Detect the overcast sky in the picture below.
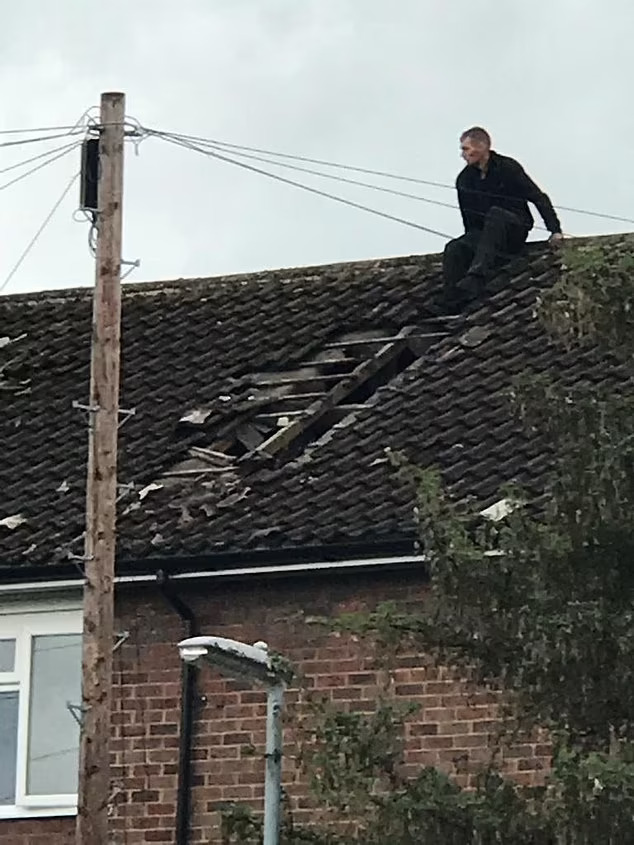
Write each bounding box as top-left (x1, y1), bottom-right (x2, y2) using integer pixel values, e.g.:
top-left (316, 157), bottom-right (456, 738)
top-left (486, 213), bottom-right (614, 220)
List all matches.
top-left (1, 0), bottom-right (633, 294)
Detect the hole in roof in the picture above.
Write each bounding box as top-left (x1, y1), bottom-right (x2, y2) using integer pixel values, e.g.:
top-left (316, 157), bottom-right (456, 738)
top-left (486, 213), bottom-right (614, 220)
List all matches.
top-left (169, 325), bottom-right (448, 480)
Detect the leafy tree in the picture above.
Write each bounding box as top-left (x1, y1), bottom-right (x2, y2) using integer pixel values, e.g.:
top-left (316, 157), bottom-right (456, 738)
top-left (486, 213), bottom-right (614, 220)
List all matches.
top-left (219, 240), bottom-right (634, 843)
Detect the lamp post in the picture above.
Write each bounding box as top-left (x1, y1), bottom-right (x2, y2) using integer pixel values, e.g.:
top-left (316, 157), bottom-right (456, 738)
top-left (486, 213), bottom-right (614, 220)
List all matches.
top-left (178, 635), bottom-right (286, 845)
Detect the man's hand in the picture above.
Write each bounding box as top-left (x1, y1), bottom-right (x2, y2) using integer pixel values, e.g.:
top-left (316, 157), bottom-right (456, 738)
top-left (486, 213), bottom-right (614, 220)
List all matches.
top-left (549, 232), bottom-right (564, 247)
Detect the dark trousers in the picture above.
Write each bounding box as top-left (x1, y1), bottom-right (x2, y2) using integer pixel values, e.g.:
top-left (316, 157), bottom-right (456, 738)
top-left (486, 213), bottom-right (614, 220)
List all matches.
top-left (442, 206), bottom-right (529, 307)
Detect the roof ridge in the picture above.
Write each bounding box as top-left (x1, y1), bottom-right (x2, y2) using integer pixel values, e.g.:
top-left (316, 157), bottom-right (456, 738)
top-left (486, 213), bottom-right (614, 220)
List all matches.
top-left (0, 251), bottom-right (443, 304)
top-left (7, 232), bottom-right (632, 304)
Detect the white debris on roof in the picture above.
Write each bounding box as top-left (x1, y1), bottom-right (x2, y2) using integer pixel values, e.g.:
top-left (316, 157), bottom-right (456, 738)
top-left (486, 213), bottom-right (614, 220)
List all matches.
top-left (479, 498), bottom-right (516, 522)
top-left (139, 482), bottom-right (164, 501)
top-left (180, 408), bottom-right (212, 425)
top-left (56, 480), bottom-right (70, 493)
top-left (0, 514), bottom-right (27, 530)
top-left (0, 333), bottom-right (27, 350)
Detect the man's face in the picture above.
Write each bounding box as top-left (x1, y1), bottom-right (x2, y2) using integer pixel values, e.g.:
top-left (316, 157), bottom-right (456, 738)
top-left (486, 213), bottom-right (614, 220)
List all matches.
top-left (460, 136), bottom-right (488, 166)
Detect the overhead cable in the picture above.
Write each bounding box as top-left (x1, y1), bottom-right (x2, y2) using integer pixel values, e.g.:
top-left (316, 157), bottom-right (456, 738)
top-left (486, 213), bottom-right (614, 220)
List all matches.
top-left (0, 124), bottom-right (83, 135)
top-left (149, 130), bottom-right (452, 240)
top-left (153, 128), bottom-right (634, 227)
top-left (0, 130), bottom-right (85, 150)
top-left (196, 139), bottom-right (458, 212)
top-left (0, 170), bottom-right (80, 295)
top-left (0, 139), bottom-right (80, 177)
top-left (186, 137), bottom-right (558, 234)
top-left (0, 141), bottom-right (81, 194)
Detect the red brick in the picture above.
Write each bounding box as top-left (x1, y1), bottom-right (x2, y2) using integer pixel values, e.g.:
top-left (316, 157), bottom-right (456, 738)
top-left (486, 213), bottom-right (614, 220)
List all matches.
top-left (0, 575), bottom-right (552, 844)
top-left (395, 683), bottom-right (427, 695)
top-left (410, 723), bottom-right (439, 736)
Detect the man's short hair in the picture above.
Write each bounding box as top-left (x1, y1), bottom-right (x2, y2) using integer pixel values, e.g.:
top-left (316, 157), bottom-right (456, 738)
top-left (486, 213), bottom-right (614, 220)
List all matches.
top-left (460, 126), bottom-right (491, 146)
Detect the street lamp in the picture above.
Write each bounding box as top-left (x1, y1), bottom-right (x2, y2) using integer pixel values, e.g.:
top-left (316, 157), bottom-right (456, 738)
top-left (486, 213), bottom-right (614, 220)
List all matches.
top-left (178, 635), bottom-right (286, 845)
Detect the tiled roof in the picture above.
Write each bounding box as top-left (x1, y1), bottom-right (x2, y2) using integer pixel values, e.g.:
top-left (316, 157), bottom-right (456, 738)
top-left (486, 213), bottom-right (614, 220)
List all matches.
top-left (0, 235), bottom-right (629, 572)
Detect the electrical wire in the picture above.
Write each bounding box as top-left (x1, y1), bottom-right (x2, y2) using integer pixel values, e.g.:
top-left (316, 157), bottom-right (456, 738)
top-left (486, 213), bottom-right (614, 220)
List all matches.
top-left (152, 127), bottom-right (453, 187)
top-left (0, 124), bottom-right (84, 135)
top-left (179, 136), bottom-right (561, 235)
top-left (0, 140), bottom-right (81, 194)
top-left (0, 139), bottom-right (80, 177)
top-left (0, 130), bottom-right (85, 150)
top-left (197, 139), bottom-right (458, 212)
top-left (151, 127), bottom-right (634, 227)
top-left (150, 130), bottom-right (452, 240)
top-left (0, 169), bottom-right (80, 295)
top-left (150, 129), bottom-right (559, 237)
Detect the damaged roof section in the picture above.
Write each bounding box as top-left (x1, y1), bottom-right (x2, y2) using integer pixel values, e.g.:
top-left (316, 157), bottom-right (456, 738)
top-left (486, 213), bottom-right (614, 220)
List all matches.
top-left (170, 325), bottom-right (449, 474)
top-left (139, 325), bottom-right (452, 524)
top-left (1, 237), bottom-right (631, 570)
top-left (0, 332), bottom-right (31, 396)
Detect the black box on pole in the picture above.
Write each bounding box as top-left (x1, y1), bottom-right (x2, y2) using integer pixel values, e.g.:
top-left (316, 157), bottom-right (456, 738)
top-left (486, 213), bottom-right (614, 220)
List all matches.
top-left (80, 137), bottom-right (100, 212)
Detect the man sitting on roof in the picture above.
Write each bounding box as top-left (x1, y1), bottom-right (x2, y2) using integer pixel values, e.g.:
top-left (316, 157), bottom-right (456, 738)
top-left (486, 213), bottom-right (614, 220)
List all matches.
top-left (441, 126), bottom-right (563, 312)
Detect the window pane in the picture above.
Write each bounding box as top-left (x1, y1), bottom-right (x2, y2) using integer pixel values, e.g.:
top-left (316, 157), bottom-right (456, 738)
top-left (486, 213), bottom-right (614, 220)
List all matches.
top-left (0, 640), bottom-right (15, 673)
top-left (0, 690), bottom-right (19, 805)
top-left (27, 634), bottom-right (81, 796)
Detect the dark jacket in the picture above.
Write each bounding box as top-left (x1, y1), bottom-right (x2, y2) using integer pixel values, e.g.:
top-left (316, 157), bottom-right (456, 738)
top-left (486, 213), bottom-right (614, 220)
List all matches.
top-left (456, 151), bottom-right (561, 235)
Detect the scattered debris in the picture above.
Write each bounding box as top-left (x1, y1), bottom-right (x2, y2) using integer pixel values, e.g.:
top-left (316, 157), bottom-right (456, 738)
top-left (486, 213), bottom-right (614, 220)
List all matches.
top-left (370, 456), bottom-right (388, 467)
top-left (121, 501), bottom-right (141, 517)
top-left (217, 487), bottom-right (251, 509)
top-left (0, 514), bottom-right (27, 530)
top-left (179, 408), bottom-right (212, 425)
top-left (480, 498), bottom-right (517, 522)
top-left (139, 482), bottom-right (163, 500)
top-left (248, 526), bottom-right (280, 543)
top-left (188, 446), bottom-right (233, 467)
top-left (0, 333), bottom-right (27, 349)
top-left (438, 346), bottom-right (460, 361)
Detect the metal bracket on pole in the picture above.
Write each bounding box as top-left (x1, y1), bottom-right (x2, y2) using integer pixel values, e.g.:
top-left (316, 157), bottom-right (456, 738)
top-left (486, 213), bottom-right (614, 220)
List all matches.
top-left (68, 552), bottom-right (94, 563)
top-left (66, 701), bottom-right (88, 727)
top-left (72, 400), bottom-right (136, 429)
top-left (113, 631), bottom-right (130, 652)
top-left (72, 400), bottom-right (100, 420)
top-left (118, 407), bottom-right (136, 428)
top-left (121, 258), bottom-right (141, 281)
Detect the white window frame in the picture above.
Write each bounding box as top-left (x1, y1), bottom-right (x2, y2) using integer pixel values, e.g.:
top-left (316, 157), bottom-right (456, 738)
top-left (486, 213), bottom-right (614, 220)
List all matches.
top-left (0, 598), bottom-right (82, 820)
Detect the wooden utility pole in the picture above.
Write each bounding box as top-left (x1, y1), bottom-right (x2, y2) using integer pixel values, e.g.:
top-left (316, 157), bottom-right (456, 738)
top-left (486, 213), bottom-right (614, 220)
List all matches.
top-left (76, 91), bottom-right (125, 845)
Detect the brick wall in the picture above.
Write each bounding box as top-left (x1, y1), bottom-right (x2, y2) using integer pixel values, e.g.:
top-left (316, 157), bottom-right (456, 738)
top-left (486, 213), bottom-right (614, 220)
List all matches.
top-left (0, 568), bottom-right (549, 844)
top-left (0, 817), bottom-right (74, 845)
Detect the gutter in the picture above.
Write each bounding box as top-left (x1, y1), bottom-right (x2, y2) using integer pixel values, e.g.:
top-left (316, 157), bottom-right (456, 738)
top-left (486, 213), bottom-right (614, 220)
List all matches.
top-left (0, 554), bottom-right (427, 595)
top-left (157, 570), bottom-right (199, 845)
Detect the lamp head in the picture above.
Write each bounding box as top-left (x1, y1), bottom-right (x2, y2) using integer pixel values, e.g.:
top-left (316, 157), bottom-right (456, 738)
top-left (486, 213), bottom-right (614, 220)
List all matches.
top-left (177, 635), bottom-right (278, 683)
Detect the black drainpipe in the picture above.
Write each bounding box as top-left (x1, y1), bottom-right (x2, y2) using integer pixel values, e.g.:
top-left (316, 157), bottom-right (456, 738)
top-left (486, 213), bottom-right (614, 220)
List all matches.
top-left (157, 570), bottom-right (200, 845)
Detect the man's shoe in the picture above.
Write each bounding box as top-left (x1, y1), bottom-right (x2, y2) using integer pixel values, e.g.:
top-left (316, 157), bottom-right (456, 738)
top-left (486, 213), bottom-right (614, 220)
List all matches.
top-left (424, 296), bottom-right (463, 319)
top-left (456, 273), bottom-right (485, 298)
